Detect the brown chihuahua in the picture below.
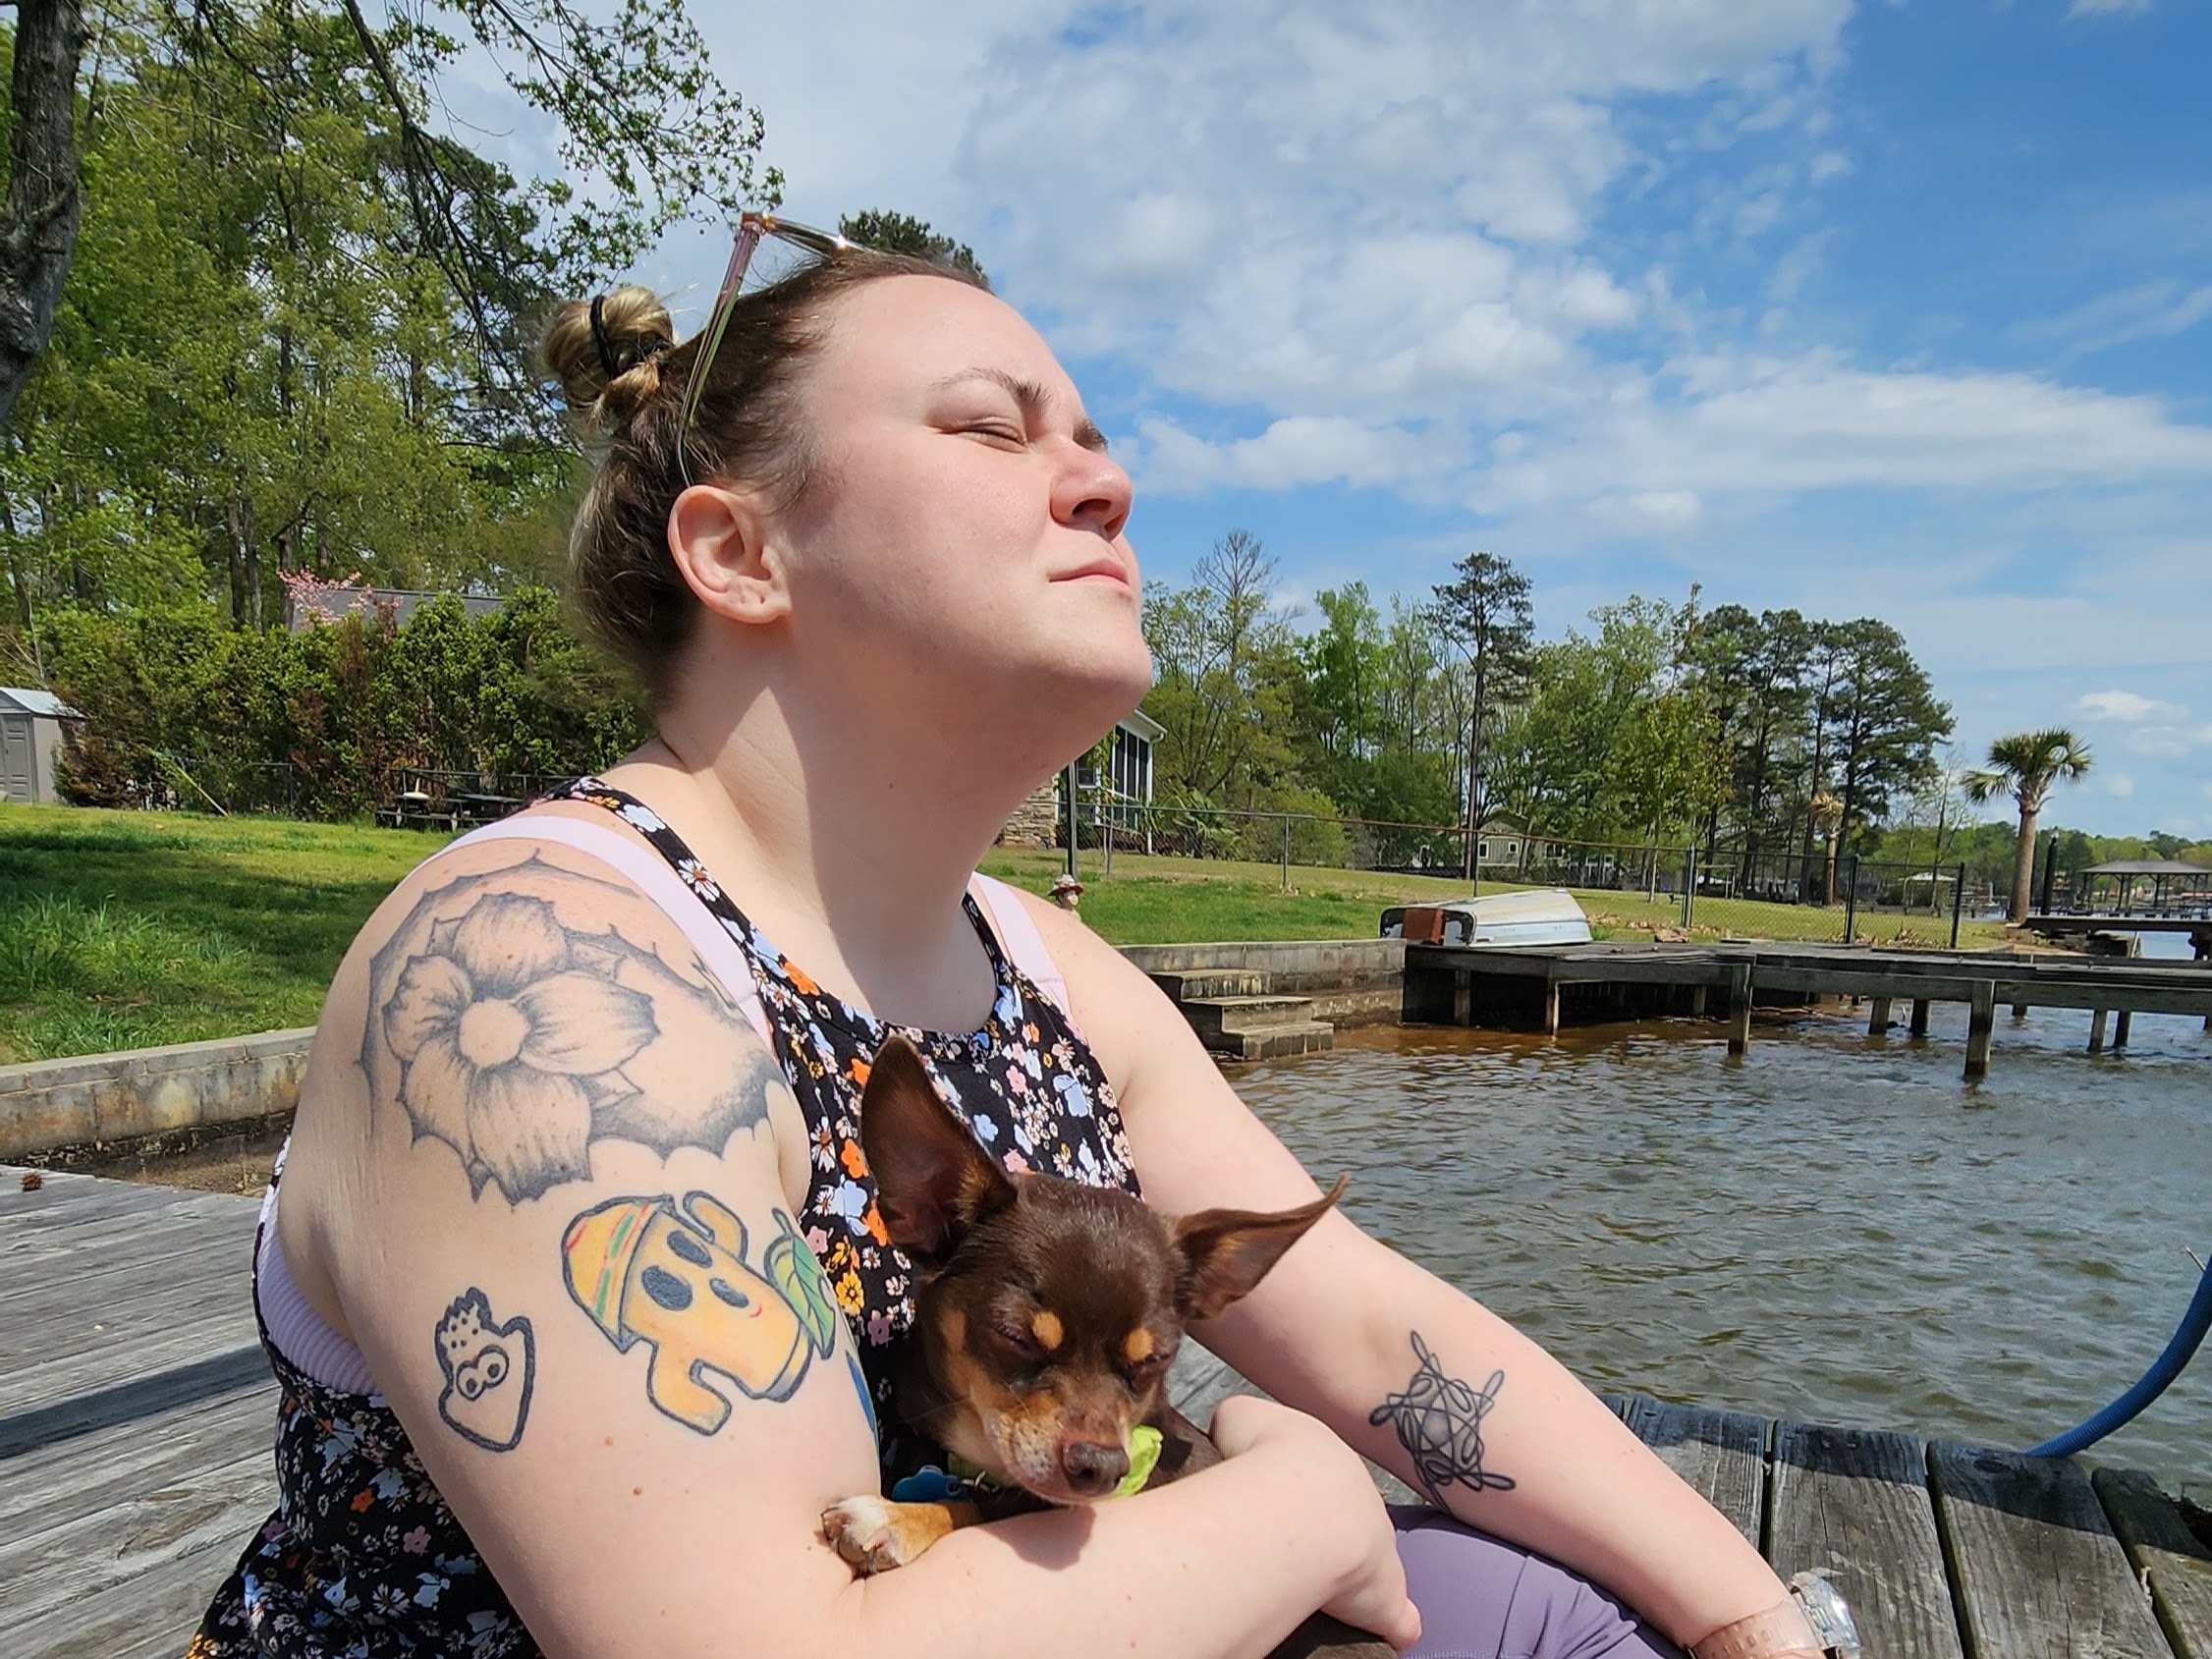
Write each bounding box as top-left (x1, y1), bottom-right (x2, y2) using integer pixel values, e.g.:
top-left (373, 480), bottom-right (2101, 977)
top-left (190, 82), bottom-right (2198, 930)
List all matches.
top-left (820, 1035), bottom-right (1395, 1659)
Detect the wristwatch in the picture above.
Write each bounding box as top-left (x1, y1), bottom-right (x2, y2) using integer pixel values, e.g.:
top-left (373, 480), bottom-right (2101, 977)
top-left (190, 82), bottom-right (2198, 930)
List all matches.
top-left (1689, 1573), bottom-right (1861, 1659)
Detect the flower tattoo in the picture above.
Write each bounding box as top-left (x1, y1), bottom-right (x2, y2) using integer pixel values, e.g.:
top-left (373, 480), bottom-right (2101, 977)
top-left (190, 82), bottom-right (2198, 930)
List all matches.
top-left (365, 857), bottom-right (784, 1204)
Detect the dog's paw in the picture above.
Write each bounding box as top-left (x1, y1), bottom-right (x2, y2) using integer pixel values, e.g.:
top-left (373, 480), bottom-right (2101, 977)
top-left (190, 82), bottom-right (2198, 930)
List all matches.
top-left (821, 1496), bottom-right (912, 1576)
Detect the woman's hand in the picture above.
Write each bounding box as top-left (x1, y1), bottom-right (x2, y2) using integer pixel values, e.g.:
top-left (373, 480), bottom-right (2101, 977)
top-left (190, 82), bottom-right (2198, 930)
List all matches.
top-left (1210, 1395), bottom-right (1422, 1653)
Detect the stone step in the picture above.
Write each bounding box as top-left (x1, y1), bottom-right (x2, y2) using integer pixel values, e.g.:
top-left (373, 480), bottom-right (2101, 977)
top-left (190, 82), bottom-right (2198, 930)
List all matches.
top-left (1180, 994), bottom-right (1317, 1039)
top-left (1213, 1022), bottom-right (1336, 1063)
top-left (1149, 968), bottom-right (1269, 1002)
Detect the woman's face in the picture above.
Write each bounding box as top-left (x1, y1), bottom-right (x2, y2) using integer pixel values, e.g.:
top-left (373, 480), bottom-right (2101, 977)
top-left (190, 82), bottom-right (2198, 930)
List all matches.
top-left (766, 274), bottom-right (1152, 741)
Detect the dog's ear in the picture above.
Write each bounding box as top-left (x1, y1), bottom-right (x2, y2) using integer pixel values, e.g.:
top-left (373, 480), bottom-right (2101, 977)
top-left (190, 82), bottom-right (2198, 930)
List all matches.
top-left (857, 1034), bottom-right (1016, 1259)
top-left (1171, 1174), bottom-right (1348, 1322)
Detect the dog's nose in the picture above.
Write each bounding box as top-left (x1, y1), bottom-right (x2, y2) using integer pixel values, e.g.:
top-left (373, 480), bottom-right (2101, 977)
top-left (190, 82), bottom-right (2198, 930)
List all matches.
top-left (1059, 1436), bottom-right (1131, 1495)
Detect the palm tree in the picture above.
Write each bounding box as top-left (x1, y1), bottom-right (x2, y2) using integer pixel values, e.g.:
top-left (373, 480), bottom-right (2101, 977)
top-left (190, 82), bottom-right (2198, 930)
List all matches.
top-left (1964, 730), bottom-right (2094, 922)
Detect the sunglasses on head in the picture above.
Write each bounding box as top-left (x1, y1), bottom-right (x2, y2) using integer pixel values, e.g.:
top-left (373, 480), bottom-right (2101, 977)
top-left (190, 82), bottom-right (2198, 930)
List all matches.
top-left (677, 212), bottom-right (861, 472)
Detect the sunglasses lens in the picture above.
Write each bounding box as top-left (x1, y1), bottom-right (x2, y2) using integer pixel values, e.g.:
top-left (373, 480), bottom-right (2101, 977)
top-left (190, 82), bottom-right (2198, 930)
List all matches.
top-left (680, 219), bottom-right (855, 452)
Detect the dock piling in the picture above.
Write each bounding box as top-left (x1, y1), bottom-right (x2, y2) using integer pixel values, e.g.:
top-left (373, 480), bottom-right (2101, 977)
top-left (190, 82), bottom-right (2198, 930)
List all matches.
top-left (2114, 1009), bottom-right (2132, 1049)
top-left (1964, 981), bottom-right (1995, 1079)
top-left (2011, 1002), bottom-right (2029, 1021)
top-left (1868, 997), bottom-right (1892, 1035)
top-left (2090, 1009), bottom-right (2109, 1052)
top-left (1909, 998), bottom-right (1930, 1037)
top-left (1727, 964), bottom-right (1752, 1055)
top-left (1542, 972), bottom-right (1561, 1038)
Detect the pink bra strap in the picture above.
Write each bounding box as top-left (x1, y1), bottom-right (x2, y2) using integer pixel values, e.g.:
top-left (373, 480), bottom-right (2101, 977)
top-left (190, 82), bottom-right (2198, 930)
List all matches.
top-left (968, 873), bottom-right (1071, 1022)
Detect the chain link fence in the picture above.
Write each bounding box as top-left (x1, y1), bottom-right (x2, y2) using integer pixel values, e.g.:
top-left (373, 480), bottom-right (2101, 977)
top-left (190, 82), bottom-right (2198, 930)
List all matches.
top-left (1047, 795), bottom-right (1974, 947)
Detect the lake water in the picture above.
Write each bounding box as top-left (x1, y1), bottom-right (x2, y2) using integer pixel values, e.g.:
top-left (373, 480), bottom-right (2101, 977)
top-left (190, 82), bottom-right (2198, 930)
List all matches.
top-left (1233, 932), bottom-right (2212, 1489)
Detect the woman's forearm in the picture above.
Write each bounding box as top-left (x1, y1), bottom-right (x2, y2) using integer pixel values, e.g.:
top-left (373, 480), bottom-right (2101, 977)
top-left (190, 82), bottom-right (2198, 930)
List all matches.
top-left (815, 1435), bottom-right (1373, 1659)
top-left (1241, 1245), bottom-right (1787, 1648)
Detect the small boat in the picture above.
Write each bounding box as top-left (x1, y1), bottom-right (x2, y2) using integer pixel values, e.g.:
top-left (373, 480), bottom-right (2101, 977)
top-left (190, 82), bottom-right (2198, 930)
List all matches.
top-left (1380, 889), bottom-right (1593, 948)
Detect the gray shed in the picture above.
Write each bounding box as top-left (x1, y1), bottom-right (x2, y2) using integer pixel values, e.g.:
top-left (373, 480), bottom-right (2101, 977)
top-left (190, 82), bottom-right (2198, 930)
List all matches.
top-left (0, 687), bottom-right (83, 805)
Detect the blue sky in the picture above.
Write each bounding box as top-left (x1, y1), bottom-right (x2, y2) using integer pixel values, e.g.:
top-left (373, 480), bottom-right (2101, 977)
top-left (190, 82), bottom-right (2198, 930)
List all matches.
top-left (543, 0), bottom-right (2212, 837)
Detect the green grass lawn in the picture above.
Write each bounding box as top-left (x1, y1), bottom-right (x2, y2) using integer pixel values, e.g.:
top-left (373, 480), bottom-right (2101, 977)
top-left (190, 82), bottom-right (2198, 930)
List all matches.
top-left (0, 804), bottom-right (455, 1064)
top-left (1, 803), bottom-right (2012, 1064)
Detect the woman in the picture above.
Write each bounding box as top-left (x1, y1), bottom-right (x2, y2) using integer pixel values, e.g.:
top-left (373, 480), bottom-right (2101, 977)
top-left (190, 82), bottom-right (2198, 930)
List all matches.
top-left (194, 226), bottom-right (1838, 1659)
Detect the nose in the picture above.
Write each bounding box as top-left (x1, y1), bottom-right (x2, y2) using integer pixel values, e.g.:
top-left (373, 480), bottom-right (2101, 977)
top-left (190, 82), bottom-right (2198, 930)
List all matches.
top-left (1051, 443), bottom-right (1133, 542)
top-left (1058, 1435), bottom-right (1131, 1496)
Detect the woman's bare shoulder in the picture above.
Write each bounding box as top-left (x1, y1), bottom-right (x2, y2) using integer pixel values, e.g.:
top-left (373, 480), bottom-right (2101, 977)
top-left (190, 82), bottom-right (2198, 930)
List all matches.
top-left (288, 818), bottom-right (809, 1288)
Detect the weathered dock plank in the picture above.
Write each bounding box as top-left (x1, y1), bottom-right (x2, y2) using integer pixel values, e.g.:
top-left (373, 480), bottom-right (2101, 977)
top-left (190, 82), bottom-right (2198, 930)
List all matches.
top-left (0, 1172), bottom-right (250, 1236)
top-left (1, 1445), bottom-right (271, 1624)
top-left (0, 1346), bottom-right (270, 1462)
top-left (1616, 1395), bottom-right (1766, 1544)
top-left (2094, 1467), bottom-right (2212, 1659)
top-left (1931, 1442), bottom-right (2170, 1659)
top-left (0, 1381), bottom-right (274, 1534)
top-left (1, 1252), bottom-right (254, 1371)
top-left (0, 1294), bottom-right (262, 1417)
top-left (9, 1541), bottom-right (248, 1659)
top-left (1769, 1422), bottom-right (1963, 1659)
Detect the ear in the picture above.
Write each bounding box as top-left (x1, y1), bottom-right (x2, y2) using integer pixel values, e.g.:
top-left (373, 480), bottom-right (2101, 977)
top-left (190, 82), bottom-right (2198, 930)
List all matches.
top-left (857, 1035), bottom-right (1016, 1259)
top-left (1171, 1174), bottom-right (1348, 1322)
top-left (667, 482), bottom-right (791, 627)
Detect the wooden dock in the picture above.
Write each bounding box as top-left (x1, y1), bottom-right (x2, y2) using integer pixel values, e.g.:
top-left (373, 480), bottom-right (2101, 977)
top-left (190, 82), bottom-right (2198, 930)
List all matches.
top-left (5, 1166), bottom-right (2210, 1658)
top-left (1406, 940), bottom-right (2212, 1077)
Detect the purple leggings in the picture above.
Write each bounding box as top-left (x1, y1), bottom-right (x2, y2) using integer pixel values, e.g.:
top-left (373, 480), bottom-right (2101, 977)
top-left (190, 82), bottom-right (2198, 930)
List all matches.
top-left (1392, 1507), bottom-right (1686, 1659)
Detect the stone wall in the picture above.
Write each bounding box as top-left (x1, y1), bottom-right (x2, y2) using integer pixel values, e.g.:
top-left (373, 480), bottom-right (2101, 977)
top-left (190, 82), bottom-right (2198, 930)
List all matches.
top-left (1120, 938), bottom-right (1406, 1027)
top-left (0, 1028), bottom-right (317, 1162)
top-left (997, 776), bottom-right (1061, 849)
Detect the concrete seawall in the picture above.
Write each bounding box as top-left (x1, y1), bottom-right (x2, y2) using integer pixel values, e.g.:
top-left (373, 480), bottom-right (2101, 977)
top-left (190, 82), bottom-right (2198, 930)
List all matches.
top-left (0, 1028), bottom-right (317, 1161)
top-left (1118, 937), bottom-right (1405, 1027)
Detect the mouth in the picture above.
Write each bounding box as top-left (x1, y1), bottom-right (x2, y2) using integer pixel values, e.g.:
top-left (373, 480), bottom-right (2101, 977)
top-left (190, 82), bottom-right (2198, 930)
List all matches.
top-left (1050, 558), bottom-right (1134, 589)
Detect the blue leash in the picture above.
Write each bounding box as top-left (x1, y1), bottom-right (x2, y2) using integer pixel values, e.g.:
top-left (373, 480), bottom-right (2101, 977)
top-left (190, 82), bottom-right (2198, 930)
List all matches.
top-left (2027, 1252), bottom-right (2212, 1459)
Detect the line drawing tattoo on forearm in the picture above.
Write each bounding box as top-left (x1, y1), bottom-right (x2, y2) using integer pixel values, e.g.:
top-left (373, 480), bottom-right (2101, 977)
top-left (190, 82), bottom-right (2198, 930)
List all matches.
top-left (360, 855), bottom-right (784, 1203)
top-left (1369, 1331), bottom-right (1517, 1506)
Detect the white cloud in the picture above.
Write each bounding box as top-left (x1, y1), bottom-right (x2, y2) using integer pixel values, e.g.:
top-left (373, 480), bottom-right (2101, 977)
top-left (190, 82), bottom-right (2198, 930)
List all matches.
top-left (2105, 773), bottom-right (2136, 798)
top-left (1131, 414), bottom-right (1434, 496)
top-left (2077, 690), bottom-right (2184, 723)
top-left (1470, 354), bottom-right (2212, 517)
top-left (2025, 280), bottom-right (2212, 358)
top-left (2069, 0), bottom-right (2153, 16)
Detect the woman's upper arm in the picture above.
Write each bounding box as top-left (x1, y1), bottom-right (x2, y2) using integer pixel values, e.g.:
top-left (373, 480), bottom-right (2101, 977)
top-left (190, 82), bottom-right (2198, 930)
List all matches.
top-left (300, 842), bottom-right (878, 1656)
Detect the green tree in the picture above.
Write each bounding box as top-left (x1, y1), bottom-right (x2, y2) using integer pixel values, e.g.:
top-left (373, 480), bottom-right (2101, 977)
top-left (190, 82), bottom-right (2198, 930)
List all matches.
top-left (0, 0), bottom-right (776, 430)
top-left (1821, 618), bottom-right (1952, 857)
top-left (1139, 529), bottom-right (1300, 808)
top-left (837, 210), bottom-right (988, 288)
top-left (1686, 604), bottom-right (1812, 873)
top-left (2, 8), bottom-right (591, 633)
top-left (1493, 595), bottom-right (1717, 856)
top-left (1427, 550), bottom-right (1533, 882)
top-left (1964, 729), bottom-right (2094, 921)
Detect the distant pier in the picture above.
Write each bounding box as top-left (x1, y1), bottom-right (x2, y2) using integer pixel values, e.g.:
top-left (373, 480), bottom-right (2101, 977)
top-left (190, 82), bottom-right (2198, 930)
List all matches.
top-left (1404, 940), bottom-right (2212, 1078)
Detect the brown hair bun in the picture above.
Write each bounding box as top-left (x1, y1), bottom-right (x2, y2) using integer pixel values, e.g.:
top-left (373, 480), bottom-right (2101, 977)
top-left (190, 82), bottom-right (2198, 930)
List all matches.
top-left (542, 286), bottom-right (676, 432)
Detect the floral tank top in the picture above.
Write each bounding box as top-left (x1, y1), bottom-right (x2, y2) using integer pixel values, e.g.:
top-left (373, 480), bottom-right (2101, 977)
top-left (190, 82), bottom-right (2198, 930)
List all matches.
top-left (192, 781), bottom-right (1142, 1656)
